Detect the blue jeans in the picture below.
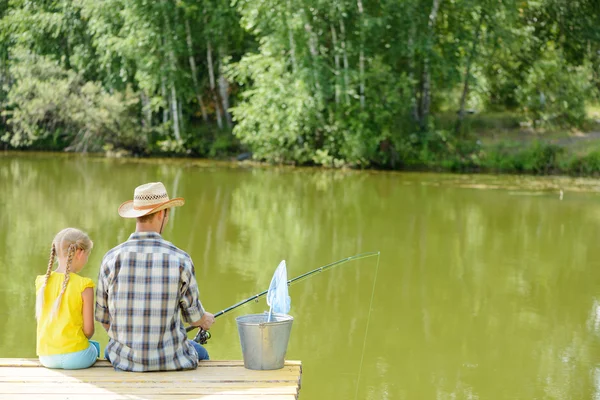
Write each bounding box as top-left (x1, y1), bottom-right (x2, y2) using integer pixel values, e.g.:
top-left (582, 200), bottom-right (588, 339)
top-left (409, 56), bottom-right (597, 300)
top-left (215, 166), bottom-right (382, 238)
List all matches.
top-left (190, 340), bottom-right (210, 360)
top-left (39, 340), bottom-right (99, 369)
top-left (105, 340), bottom-right (209, 362)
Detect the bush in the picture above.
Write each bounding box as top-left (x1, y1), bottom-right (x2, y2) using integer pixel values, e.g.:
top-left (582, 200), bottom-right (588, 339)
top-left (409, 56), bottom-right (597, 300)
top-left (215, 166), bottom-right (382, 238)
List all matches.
top-left (228, 50), bottom-right (319, 164)
top-left (182, 122), bottom-right (240, 158)
top-left (391, 130), bottom-right (482, 171)
top-left (482, 141), bottom-right (564, 174)
top-left (521, 142), bottom-right (564, 174)
top-left (229, 45), bottom-right (414, 167)
top-left (516, 45), bottom-right (591, 128)
top-left (568, 151), bottom-right (600, 175)
top-left (1, 50), bottom-right (144, 152)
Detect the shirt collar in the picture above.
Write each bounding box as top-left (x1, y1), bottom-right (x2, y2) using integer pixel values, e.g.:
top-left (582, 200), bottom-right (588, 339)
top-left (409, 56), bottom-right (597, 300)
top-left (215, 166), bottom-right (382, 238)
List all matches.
top-left (129, 231), bottom-right (163, 241)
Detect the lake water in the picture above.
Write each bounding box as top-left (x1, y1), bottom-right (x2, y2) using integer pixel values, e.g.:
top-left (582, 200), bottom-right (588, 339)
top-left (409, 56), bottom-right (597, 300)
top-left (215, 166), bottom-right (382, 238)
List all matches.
top-left (2, 152), bottom-right (600, 399)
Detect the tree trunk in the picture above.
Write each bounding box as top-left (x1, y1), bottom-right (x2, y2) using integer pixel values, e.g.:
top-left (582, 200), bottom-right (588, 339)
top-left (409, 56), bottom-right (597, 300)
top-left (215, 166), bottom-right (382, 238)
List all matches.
top-left (288, 31), bottom-right (298, 73)
top-left (184, 18), bottom-right (209, 123)
top-left (287, 0), bottom-right (298, 74)
top-left (0, 55), bottom-right (7, 148)
top-left (339, 18), bottom-right (350, 105)
top-left (305, 22), bottom-right (318, 57)
top-left (161, 76), bottom-right (169, 125)
top-left (178, 94), bottom-right (184, 133)
top-left (408, 22), bottom-right (419, 123)
top-left (420, 0), bottom-right (442, 131)
top-left (218, 75), bottom-right (232, 128)
top-left (207, 40), bottom-right (223, 129)
top-left (420, 69), bottom-right (431, 131)
top-left (331, 23), bottom-right (341, 105)
top-left (141, 91), bottom-right (152, 128)
top-left (1, 56), bottom-right (7, 125)
top-left (218, 47), bottom-right (232, 128)
top-left (304, 20), bottom-right (323, 103)
top-left (592, 42), bottom-right (600, 94)
top-left (170, 85), bottom-right (181, 141)
top-left (456, 10), bottom-right (485, 134)
top-left (162, 7), bottom-right (181, 140)
top-left (304, 17), bottom-right (325, 132)
top-left (356, 0), bottom-right (365, 109)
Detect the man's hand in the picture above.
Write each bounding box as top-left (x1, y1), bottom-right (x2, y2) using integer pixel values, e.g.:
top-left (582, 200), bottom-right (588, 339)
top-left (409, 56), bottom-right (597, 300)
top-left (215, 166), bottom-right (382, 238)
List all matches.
top-left (198, 312), bottom-right (215, 330)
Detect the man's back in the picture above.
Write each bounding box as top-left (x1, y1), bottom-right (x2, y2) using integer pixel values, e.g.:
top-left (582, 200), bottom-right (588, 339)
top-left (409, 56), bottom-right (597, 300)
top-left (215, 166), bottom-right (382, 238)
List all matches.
top-left (95, 231), bottom-right (205, 371)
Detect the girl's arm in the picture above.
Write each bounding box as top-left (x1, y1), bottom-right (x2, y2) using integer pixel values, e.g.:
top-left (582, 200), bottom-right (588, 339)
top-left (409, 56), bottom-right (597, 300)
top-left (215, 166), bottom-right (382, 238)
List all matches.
top-left (82, 287), bottom-right (95, 339)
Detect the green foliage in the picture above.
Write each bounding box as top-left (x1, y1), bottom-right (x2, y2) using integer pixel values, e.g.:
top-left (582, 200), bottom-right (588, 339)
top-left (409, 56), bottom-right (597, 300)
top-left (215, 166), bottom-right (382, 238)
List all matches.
top-left (0, 0), bottom-right (599, 175)
top-left (2, 51), bottom-right (143, 152)
top-left (516, 46), bottom-right (591, 128)
top-left (519, 142), bottom-right (564, 174)
top-left (481, 141), bottom-right (565, 174)
top-left (567, 152), bottom-right (600, 176)
top-left (181, 124), bottom-right (239, 158)
top-left (229, 51), bottom-right (319, 164)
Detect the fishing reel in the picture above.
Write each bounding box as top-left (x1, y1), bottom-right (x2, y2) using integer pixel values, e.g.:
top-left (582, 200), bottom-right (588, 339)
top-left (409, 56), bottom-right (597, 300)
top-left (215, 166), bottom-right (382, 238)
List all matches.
top-left (193, 328), bottom-right (211, 345)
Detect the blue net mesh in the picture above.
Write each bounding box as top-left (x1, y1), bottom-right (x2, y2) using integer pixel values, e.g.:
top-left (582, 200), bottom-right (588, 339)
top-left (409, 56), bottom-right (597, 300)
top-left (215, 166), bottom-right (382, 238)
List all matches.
top-left (267, 260), bottom-right (291, 317)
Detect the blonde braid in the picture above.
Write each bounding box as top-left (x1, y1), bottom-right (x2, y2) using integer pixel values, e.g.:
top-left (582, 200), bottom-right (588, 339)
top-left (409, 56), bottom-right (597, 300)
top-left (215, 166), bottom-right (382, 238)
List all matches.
top-left (35, 243), bottom-right (56, 321)
top-left (50, 243), bottom-right (75, 319)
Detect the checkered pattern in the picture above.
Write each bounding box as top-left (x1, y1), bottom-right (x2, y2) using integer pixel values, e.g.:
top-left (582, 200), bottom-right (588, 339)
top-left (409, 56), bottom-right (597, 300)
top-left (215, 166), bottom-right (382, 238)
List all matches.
top-left (134, 193), bottom-right (168, 201)
top-left (95, 232), bottom-right (205, 371)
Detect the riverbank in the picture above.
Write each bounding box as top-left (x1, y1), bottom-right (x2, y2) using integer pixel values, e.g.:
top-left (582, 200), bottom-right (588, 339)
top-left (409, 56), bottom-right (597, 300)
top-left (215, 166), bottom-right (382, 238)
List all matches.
top-left (419, 107), bottom-right (600, 176)
top-left (4, 108), bottom-right (600, 177)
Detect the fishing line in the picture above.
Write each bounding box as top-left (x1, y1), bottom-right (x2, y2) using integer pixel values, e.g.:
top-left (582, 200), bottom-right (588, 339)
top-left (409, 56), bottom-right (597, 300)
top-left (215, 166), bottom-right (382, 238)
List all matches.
top-left (354, 251), bottom-right (381, 400)
top-left (187, 252), bottom-right (381, 342)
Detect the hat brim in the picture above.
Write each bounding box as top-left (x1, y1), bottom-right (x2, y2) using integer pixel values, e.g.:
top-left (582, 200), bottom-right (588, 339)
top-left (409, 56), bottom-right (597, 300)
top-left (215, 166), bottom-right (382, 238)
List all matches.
top-left (118, 198), bottom-right (185, 218)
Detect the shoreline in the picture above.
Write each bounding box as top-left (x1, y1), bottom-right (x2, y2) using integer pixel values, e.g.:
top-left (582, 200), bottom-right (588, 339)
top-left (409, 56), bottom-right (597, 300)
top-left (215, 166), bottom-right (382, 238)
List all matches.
top-left (4, 145), bottom-right (600, 179)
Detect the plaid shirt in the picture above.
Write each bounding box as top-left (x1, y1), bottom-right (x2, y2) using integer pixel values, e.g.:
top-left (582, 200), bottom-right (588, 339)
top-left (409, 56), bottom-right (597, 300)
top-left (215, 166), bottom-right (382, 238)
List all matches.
top-left (95, 231), bottom-right (205, 372)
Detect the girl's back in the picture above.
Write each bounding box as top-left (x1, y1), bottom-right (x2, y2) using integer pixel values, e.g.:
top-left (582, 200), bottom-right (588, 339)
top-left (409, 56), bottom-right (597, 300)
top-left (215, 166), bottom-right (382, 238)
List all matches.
top-left (36, 272), bottom-right (94, 356)
top-left (35, 227), bottom-right (98, 370)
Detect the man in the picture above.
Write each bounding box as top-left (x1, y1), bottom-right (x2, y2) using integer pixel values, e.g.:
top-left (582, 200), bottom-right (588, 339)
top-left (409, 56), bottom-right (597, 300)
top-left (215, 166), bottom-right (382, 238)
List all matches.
top-left (95, 182), bottom-right (215, 371)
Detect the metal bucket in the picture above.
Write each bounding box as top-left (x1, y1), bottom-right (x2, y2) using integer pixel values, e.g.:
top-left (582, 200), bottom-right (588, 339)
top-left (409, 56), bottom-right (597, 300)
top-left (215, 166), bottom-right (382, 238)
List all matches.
top-left (236, 313), bottom-right (294, 370)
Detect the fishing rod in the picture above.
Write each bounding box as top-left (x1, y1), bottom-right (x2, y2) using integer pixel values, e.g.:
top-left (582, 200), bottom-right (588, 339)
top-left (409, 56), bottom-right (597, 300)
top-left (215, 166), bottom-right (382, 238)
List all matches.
top-left (187, 251), bottom-right (380, 344)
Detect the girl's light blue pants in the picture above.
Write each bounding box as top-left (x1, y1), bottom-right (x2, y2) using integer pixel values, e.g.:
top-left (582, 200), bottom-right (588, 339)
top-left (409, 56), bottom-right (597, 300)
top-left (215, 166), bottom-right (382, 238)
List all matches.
top-left (39, 341), bottom-right (100, 369)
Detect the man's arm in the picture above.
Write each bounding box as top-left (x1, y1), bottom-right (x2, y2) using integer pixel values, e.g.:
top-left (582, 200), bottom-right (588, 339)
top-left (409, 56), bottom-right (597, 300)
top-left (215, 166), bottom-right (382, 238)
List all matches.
top-left (95, 255), bottom-right (111, 332)
top-left (180, 259), bottom-right (215, 330)
top-left (190, 312), bottom-right (215, 330)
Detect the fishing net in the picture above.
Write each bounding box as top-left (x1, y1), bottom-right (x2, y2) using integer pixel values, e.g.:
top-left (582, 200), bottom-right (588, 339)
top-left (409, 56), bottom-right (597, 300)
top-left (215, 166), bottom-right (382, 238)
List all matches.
top-left (266, 260), bottom-right (291, 319)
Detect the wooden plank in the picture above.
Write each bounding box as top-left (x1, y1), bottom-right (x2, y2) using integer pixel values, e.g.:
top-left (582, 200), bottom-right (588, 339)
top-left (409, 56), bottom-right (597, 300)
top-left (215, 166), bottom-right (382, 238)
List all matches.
top-left (0, 384), bottom-right (298, 395)
top-left (0, 366), bottom-right (300, 378)
top-left (0, 359), bottom-right (302, 368)
top-left (0, 378), bottom-right (299, 384)
top-left (0, 382), bottom-right (296, 390)
top-left (0, 358), bottom-right (302, 400)
top-left (0, 364), bottom-right (300, 374)
top-left (0, 377), bottom-right (300, 385)
top-left (0, 375), bottom-right (300, 385)
top-left (1, 395), bottom-right (297, 400)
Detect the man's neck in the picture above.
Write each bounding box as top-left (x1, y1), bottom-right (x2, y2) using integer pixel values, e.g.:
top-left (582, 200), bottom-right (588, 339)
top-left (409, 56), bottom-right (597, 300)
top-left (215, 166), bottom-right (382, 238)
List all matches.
top-left (135, 224), bottom-right (160, 234)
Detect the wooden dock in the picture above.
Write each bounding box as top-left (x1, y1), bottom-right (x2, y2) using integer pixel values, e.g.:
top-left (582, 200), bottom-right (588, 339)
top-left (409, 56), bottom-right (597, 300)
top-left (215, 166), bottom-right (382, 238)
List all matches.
top-left (0, 359), bottom-right (302, 400)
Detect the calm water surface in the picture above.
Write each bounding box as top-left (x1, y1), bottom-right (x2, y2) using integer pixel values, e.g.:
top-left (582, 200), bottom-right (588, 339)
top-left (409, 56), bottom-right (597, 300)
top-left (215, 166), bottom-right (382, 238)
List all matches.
top-left (2, 153), bottom-right (600, 399)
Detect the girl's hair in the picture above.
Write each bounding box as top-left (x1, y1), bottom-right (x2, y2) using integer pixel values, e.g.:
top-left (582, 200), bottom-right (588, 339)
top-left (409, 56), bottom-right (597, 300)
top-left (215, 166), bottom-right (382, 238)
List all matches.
top-left (35, 228), bottom-right (93, 320)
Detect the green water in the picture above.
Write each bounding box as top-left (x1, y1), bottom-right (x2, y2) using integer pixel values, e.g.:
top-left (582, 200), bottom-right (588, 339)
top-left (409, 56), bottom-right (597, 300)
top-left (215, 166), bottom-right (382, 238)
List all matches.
top-left (2, 153), bottom-right (600, 399)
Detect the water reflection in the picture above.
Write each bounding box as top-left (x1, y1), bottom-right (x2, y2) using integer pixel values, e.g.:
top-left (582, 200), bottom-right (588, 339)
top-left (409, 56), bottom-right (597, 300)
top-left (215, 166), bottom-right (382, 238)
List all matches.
top-left (2, 153), bottom-right (600, 399)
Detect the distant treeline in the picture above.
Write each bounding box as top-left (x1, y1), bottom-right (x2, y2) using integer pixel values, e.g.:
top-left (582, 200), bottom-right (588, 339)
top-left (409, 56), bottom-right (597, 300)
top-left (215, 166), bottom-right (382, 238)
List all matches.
top-left (1, 0), bottom-right (599, 169)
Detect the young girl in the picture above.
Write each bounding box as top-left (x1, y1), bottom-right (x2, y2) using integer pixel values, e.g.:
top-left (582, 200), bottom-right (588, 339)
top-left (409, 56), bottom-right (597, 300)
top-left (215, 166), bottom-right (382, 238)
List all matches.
top-left (35, 228), bottom-right (99, 369)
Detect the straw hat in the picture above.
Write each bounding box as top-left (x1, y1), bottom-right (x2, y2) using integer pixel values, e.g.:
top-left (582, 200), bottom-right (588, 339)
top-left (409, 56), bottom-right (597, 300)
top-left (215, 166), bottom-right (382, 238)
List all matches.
top-left (118, 182), bottom-right (185, 218)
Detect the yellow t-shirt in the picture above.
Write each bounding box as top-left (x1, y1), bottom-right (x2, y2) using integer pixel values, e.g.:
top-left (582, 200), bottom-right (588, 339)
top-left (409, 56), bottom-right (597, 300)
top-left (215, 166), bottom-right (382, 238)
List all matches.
top-left (35, 272), bottom-right (95, 356)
